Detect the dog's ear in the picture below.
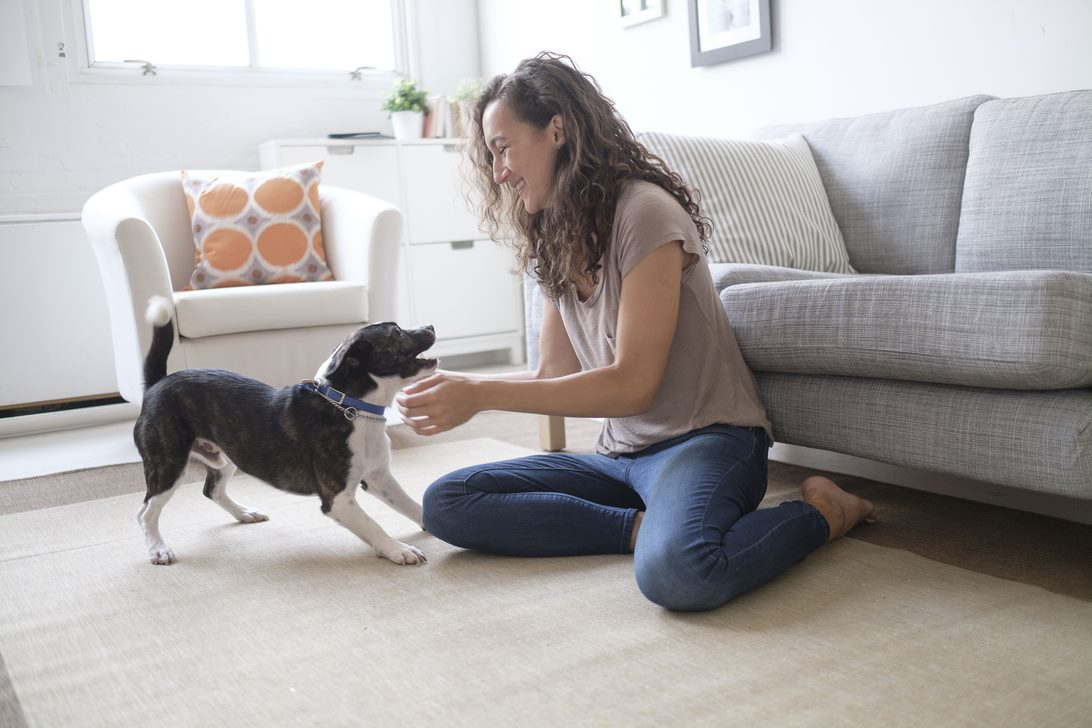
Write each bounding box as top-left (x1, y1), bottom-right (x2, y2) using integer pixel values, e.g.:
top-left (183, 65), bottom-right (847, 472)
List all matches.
top-left (325, 338), bottom-right (369, 376)
top-left (322, 346), bottom-right (347, 378)
top-left (325, 338), bottom-right (378, 396)
top-left (327, 350), bottom-right (361, 377)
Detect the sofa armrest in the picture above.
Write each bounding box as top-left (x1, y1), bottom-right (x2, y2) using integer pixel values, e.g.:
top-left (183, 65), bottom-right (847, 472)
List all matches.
top-left (320, 185), bottom-right (403, 323)
top-left (711, 262), bottom-right (859, 294)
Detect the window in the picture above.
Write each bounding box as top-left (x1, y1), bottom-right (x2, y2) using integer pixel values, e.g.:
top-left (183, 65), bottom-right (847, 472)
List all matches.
top-left (79, 0), bottom-right (403, 79)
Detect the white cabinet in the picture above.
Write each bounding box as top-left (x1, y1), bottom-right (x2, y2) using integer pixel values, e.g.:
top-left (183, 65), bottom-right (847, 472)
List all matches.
top-left (398, 145), bottom-right (481, 243)
top-left (260, 138), bottom-right (524, 363)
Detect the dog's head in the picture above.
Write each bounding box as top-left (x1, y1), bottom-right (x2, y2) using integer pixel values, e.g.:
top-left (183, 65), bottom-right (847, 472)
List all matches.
top-left (315, 322), bottom-right (437, 402)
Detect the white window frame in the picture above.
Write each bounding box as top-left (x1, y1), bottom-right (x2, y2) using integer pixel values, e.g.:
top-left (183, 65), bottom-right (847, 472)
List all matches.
top-left (61, 0), bottom-right (419, 90)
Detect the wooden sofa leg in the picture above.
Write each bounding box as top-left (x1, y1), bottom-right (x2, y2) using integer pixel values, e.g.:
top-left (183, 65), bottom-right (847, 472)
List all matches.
top-left (538, 414), bottom-right (567, 451)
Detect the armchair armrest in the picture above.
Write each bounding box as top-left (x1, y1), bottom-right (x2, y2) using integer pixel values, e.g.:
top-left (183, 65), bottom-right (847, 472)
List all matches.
top-left (320, 185), bottom-right (403, 323)
top-left (83, 186), bottom-right (178, 404)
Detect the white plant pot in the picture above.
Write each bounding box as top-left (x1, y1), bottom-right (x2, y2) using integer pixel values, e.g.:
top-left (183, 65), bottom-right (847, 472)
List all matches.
top-left (390, 110), bottom-right (424, 140)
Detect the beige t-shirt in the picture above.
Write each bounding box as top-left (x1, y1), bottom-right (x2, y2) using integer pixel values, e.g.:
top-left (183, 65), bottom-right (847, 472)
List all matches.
top-left (554, 180), bottom-right (772, 456)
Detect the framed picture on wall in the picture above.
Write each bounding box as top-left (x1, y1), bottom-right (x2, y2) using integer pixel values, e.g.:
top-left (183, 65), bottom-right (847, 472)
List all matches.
top-left (688, 0), bottom-right (771, 66)
top-left (620, 0), bottom-right (665, 28)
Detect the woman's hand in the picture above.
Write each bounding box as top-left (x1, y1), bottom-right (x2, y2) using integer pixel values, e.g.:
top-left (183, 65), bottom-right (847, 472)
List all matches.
top-left (395, 371), bottom-right (482, 436)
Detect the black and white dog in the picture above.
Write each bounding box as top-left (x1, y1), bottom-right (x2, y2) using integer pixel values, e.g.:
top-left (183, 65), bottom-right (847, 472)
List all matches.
top-left (134, 297), bottom-right (437, 566)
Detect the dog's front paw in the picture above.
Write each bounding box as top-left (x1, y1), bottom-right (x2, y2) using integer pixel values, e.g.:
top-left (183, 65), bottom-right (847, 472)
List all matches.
top-left (148, 545), bottom-right (175, 565)
top-left (377, 540), bottom-right (427, 566)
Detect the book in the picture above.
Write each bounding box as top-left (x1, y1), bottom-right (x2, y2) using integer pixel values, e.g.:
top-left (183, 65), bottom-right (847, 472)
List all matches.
top-left (327, 132), bottom-right (392, 139)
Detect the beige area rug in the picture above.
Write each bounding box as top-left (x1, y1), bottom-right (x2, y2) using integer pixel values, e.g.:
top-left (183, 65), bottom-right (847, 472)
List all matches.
top-left (2, 438), bottom-right (1091, 727)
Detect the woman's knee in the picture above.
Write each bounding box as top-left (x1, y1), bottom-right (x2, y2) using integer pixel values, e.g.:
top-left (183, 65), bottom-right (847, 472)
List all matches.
top-left (421, 473), bottom-right (471, 543)
top-left (633, 544), bottom-right (743, 612)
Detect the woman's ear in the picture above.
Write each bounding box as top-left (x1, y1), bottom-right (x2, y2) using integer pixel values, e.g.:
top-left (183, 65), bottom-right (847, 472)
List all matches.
top-left (550, 114), bottom-right (565, 146)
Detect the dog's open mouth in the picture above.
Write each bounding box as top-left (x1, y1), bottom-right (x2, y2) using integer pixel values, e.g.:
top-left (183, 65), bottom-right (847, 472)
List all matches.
top-left (398, 355), bottom-right (437, 380)
top-left (411, 326), bottom-right (437, 371)
top-left (400, 346), bottom-right (438, 378)
top-left (393, 325), bottom-right (438, 378)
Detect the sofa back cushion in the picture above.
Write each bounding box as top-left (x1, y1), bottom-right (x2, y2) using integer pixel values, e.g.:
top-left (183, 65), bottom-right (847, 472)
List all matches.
top-left (759, 95), bottom-right (992, 275)
top-left (955, 91), bottom-right (1092, 273)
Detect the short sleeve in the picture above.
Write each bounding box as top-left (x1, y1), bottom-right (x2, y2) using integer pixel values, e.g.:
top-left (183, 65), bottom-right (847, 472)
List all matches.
top-left (612, 182), bottom-right (703, 279)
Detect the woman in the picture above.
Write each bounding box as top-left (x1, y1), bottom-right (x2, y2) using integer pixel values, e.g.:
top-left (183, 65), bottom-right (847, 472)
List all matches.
top-left (395, 52), bottom-right (876, 611)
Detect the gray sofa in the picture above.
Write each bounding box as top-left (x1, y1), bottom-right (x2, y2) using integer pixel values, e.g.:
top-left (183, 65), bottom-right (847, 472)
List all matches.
top-left (525, 90), bottom-right (1092, 501)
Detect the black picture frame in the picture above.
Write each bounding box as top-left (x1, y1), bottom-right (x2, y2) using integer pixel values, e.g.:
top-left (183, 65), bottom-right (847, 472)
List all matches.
top-left (688, 0), bottom-right (772, 67)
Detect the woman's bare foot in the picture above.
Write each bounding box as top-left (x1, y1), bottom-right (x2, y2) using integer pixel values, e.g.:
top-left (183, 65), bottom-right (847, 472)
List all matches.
top-left (801, 475), bottom-right (878, 541)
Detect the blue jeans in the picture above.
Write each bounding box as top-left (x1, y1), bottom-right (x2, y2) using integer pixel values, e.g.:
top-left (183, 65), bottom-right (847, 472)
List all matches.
top-left (422, 424), bottom-right (830, 611)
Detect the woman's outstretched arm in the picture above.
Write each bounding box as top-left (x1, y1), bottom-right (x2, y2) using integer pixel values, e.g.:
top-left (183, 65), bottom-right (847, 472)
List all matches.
top-left (395, 241), bottom-right (686, 435)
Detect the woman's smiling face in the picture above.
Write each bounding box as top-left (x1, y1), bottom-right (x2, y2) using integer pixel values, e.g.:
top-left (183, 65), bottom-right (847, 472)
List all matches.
top-left (482, 99), bottom-right (564, 214)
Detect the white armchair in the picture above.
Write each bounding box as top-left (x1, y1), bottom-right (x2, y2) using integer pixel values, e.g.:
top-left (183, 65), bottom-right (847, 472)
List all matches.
top-left (83, 171), bottom-right (401, 404)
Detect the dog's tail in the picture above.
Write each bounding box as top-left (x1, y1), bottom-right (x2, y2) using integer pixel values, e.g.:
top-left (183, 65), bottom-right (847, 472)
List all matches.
top-left (143, 296), bottom-right (174, 392)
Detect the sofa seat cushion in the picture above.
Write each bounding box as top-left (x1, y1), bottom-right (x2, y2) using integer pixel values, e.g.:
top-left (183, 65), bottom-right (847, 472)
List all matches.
top-left (173, 280), bottom-right (368, 339)
top-left (721, 270), bottom-right (1092, 390)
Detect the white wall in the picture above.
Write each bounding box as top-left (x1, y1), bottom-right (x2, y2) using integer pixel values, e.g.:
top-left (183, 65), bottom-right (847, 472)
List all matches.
top-left (477, 0), bottom-right (1092, 138)
top-left (0, 0), bottom-right (481, 216)
top-left (6, 0), bottom-right (1088, 215)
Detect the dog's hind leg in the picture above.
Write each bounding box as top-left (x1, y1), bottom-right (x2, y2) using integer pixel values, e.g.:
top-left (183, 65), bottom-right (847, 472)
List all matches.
top-left (200, 458), bottom-right (269, 524)
top-left (138, 482), bottom-right (182, 566)
top-left (136, 427), bottom-right (190, 565)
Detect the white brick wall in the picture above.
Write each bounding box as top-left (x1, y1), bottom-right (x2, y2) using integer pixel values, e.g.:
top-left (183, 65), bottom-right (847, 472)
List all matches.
top-left (0, 0), bottom-right (482, 216)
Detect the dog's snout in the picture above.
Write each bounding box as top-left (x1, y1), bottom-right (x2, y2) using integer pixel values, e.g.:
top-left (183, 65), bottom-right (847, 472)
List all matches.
top-left (413, 324), bottom-right (436, 343)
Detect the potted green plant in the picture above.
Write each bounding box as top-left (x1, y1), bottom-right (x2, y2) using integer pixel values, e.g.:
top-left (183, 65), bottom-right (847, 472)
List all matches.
top-left (382, 77), bottom-right (429, 140)
top-left (449, 77), bottom-right (483, 137)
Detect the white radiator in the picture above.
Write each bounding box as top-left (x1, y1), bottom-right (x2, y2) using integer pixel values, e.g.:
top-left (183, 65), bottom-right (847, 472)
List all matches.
top-left (0, 214), bottom-right (122, 412)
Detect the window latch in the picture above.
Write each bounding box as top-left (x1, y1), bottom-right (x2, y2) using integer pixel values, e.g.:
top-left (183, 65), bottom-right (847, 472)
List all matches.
top-left (349, 65), bottom-right (374, 81)
top-left (123, 59), bottom-right (157, 76)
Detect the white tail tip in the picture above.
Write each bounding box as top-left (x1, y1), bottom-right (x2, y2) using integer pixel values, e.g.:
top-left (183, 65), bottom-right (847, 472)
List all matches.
top-left (145, 296), bottom-right (172, 327)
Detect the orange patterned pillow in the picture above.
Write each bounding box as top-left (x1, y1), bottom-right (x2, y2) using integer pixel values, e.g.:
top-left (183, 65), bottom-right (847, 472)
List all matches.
top-left (182, 162), bottom-right (334, 289)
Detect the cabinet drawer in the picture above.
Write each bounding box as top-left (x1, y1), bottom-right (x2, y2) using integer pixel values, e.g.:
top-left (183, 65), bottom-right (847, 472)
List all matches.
top-left (275, 144), bottom-right (400, 207)
top-left (400, 144), bottom-right (483, 244)
top-left (408, 240), bottom-right (521, 339)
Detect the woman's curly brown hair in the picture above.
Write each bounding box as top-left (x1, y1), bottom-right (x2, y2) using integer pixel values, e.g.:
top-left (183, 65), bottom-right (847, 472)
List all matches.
top-left (465, 52), bottom-right (711, 300)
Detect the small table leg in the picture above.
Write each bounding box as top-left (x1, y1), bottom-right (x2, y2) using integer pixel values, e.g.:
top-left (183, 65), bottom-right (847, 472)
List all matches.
top-left (538, 414), bottom-right (566, 451)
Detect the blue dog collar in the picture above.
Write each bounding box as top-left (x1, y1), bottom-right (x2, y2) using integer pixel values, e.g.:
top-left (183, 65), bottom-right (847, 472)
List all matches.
top-left (298, 381), bottom-right (385, 420)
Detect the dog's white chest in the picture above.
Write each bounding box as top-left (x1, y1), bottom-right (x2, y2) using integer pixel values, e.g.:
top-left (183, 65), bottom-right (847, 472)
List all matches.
top-left (346, 419), bottom-right (392, 483)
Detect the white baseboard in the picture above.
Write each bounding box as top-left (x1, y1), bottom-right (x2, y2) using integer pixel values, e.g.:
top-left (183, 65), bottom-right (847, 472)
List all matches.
top-left (0, 402), bottom-right (140, 439)
top-left (770, 443), bottom-right (1092, 525)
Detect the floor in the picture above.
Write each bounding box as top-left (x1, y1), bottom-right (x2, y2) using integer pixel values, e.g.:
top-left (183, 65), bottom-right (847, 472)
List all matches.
top-left (0, 420), bottom-right (141, 480)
